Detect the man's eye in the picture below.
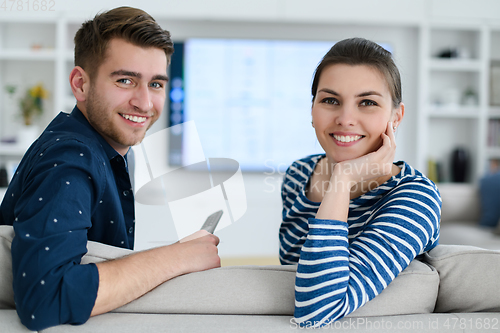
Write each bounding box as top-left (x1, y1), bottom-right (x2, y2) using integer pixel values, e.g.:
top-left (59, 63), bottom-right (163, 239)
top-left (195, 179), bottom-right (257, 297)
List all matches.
top-left (117, 78), bottom-right (132, 85)
top-left (150, 82), bottom-right (163, 89)
top-left (321, 98), bottom-right (339, 105)
top-left (360, 100), bottom-right (377, 106)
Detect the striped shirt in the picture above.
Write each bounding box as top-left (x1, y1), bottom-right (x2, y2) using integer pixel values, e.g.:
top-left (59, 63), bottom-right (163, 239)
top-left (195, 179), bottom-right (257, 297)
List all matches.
top-left (279, 154), bottom-right (441, 327)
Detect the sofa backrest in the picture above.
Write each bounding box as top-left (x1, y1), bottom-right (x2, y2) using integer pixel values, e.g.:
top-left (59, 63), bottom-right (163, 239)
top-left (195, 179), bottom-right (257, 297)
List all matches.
top-left (437, 183), bottom-right (480, 224)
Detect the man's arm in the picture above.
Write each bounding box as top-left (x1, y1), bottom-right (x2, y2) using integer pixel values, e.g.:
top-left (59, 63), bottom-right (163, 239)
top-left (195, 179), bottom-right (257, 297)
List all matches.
top-left (91, 231), bottom-right (220, 316)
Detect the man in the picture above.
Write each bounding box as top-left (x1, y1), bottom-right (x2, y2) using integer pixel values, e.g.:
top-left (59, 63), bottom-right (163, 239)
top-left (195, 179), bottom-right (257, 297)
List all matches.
top-left (0, 7), bottom-right (220, 331)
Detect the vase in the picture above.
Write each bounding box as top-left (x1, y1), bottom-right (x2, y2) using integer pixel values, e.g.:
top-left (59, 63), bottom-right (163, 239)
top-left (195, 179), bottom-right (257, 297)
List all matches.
top-left (18, 125), bottom-right (40, 150)
top-left (451, 147), bottom-right (469, 183)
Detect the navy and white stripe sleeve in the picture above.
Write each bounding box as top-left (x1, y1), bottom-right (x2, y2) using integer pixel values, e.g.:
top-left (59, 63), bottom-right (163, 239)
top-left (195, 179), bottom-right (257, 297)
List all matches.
top-left (280, 161), bottom-right (441, 326)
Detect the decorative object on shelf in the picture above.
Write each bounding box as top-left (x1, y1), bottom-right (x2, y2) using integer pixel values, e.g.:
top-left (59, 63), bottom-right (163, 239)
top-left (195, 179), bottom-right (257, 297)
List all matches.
top-left (489, 159), bottom-right (500, 174)
top-left (488, 119), bottom-right (500, 147)
top-left (441, 88), bottom-right (461, 107)
top-left (31, 43), bottom-right (43, 51)
top-left (491, 61), bottom-right (500, 106)
top-left (427, 159), bottom-right (441, 183)
top-left (436, 47), bottom-right (470, 59)
top-left (19, 83), bottom-right (49, 126)
top-left (2, 84), bottom-right (18, 140)
top-left (462, 88), bottom-right (478, 106)
top-left (4, 84), bottom-right (16, 97)
top-left (451, 147), bottom-right (469, 183)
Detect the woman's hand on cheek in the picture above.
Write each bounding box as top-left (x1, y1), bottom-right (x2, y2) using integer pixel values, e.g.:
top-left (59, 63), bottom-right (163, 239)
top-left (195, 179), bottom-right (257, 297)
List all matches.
top-left (332, 122), bottom-right (396, 186)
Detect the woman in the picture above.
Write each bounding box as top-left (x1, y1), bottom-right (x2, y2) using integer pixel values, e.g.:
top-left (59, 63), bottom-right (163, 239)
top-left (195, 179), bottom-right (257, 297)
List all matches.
top-left (279, 38), bottom-right (441, 327)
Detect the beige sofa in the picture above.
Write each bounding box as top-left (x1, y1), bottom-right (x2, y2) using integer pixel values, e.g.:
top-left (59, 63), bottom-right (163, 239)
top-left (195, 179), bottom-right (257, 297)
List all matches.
top-left (438, 183), bottom-right (500, 250)
top-left (1, 183), bottom-right (500, 332)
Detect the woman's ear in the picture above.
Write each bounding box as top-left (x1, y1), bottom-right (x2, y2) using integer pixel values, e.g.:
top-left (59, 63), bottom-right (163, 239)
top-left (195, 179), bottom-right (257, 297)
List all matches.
top-left (392, 103), bottom-right (405, 130)
top-left (69, 66), bottom-right (90, 103)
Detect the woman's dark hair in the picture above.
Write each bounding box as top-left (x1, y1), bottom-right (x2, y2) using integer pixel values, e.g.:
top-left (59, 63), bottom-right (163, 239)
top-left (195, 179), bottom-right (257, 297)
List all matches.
top-left (311, 37), bottom-right (402, 108)
top-left (74, 6), bottom-right (174, 80)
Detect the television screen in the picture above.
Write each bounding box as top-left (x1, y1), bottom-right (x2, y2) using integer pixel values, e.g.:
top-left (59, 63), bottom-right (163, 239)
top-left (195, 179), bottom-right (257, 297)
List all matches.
top-left (168, 38), bottom-right (392, 172)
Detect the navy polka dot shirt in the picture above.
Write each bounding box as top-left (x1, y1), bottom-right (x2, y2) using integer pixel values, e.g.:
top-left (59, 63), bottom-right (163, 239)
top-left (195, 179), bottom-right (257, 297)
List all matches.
top-left (0, 106), bottom-right (135, 330)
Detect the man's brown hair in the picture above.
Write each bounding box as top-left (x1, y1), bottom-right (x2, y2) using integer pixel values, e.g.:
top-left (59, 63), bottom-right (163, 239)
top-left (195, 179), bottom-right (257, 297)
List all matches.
top-left (74, 6), bottom-right (174, 80)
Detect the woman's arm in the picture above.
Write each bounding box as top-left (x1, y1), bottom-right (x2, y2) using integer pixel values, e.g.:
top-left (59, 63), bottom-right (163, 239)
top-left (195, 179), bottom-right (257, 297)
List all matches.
top-left (292, 123), bottom-right (440, 326)
top-left (293, 180), bottom-right (441, 327)
top-left (279, 157), bottom-right (321, 265)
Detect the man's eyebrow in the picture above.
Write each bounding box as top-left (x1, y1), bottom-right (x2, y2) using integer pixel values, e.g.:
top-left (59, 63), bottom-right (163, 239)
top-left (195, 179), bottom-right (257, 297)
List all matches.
top-left (111, 70), bottom-right (141, 78)
top-left (110, 70), bottom-right (169, 82)
top-left (152, 74), bottom-right (169, 82)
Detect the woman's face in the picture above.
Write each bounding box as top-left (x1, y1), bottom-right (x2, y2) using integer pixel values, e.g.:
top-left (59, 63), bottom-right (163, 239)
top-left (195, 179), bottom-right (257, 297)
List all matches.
top-left (311, 63), bottom-right (403, 163)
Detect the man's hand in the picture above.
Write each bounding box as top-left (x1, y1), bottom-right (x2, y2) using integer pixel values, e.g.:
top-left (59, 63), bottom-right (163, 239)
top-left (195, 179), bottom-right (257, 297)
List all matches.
top-left (180, 229), bottom-right (212, 243)
top-left (91, 230), bottom-right (220, 317)
top-left (176, 232), bottom-right (221, 274)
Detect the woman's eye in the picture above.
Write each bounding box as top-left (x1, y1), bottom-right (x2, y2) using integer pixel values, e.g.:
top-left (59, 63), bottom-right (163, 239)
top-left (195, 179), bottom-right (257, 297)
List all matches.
top-left (360, 100), bottom-right (377, 106)
top-left (321, 98), bottom-right (339, 105)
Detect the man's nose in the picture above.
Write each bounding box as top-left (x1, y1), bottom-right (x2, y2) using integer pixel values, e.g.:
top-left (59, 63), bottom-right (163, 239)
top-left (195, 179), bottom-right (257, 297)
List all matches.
top-left (131, 85), bottom-right (153, 111)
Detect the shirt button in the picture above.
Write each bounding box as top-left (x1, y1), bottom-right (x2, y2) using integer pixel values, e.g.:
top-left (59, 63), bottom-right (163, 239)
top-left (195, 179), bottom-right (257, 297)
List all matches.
top-left (128, 227), bottom-right (134, 234)
top-left (123, 190), bottom-right (129, 196)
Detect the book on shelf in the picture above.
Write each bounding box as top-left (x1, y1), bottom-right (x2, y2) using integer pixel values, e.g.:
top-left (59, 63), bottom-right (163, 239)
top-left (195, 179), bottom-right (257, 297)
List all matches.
top-left (488, 119), bottom-right (500, 147)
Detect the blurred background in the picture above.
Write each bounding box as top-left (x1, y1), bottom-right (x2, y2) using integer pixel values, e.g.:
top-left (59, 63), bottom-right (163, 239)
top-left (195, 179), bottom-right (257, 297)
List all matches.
top-left (1, 0), bottom-right (500, 264)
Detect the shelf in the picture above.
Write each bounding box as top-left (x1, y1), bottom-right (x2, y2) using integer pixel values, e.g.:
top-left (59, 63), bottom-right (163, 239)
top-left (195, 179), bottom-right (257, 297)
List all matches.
top-left (488, 106), bottom-right (500, 118)
top-left (427, 106), bottom-right (481, 118)
top-left (429, 58), bottom-right (482, 71)
top-left (0, 49), bottom-right (56, 61)
top-left (487, 147), bottom-right (500, 159)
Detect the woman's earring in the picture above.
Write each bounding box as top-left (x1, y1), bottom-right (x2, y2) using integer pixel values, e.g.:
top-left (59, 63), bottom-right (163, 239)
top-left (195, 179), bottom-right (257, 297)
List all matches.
top-left (311, 121), bottom-right (314, 128)
top-left (393, 126), bottom-right (397, 132)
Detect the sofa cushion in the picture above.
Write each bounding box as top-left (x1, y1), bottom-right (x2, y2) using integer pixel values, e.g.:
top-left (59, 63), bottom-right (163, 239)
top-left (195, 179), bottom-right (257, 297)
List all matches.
top-left (347, 259), bottom-right (438, 317)
top-left (104, 254), bottom-right (438, 318)
top-left (1, 225), bottom-right (438, 318)
top-left (424, 244), bottom-right (500, 312)
top-left (479, 172), bottom-right (500, 227)
top-left (0, 310), bottom-right (32, 333)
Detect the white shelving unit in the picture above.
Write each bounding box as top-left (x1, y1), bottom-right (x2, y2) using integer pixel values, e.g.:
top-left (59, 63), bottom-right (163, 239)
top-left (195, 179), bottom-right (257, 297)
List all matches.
top-left (0, 17), bottom-right (78, 189)
top-left (416, 23), bottom-right (491, 183)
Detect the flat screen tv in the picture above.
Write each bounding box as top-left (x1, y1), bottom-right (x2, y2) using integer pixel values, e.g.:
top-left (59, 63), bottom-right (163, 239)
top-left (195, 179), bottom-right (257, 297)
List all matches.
top-left (168, 38), bottom-right (392, 173)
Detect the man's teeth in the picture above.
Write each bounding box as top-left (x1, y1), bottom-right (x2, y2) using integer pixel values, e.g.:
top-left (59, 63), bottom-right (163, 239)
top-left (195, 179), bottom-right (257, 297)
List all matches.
top-left (332, 134), bottom-right (362, 143)
top-left (121, 114), bottom-right (146, 123)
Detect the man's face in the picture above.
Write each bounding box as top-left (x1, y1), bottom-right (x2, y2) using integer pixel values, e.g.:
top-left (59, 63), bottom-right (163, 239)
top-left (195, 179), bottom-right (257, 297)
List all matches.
top-left (82, 38), bottom-right (168, 155)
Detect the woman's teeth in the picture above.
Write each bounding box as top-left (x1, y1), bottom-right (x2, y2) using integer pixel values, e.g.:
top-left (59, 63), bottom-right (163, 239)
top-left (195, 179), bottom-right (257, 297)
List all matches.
top-left (332, 134), bottom-right (362, 143)
top-left (121, 114), bottom-right (146, 123)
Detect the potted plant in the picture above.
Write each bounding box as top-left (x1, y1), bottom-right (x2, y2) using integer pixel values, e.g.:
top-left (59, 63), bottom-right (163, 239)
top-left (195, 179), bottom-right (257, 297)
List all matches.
top-left (17, 83), bottom-right (49, 148)
top-left (20, 83), bottom-right (49, 126)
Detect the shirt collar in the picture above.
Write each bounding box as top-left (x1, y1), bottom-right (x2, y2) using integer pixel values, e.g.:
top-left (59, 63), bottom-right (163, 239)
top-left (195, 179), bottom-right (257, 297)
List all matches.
top-left (70, 106), bottom-right (130, 162)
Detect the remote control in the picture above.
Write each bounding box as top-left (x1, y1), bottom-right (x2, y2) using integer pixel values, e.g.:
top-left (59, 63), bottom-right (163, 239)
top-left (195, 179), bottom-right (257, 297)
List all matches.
top-left (200, 210), bottom-right (223, 233)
